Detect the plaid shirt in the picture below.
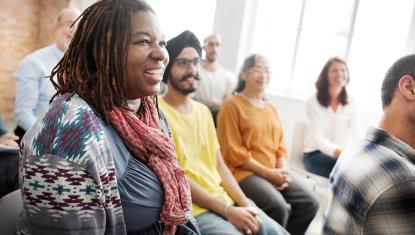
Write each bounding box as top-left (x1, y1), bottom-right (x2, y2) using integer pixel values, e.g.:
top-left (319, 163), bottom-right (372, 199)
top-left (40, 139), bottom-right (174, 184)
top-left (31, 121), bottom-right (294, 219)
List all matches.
top-left (323, 127), bottom-right (415, 234)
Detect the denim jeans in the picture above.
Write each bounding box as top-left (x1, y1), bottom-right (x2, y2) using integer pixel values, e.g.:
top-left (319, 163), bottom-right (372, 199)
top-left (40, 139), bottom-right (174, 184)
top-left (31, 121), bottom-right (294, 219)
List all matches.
top-left (303, 150), bottom-right (337, 178)
top-left (194, 201), bottom-right (289, 235)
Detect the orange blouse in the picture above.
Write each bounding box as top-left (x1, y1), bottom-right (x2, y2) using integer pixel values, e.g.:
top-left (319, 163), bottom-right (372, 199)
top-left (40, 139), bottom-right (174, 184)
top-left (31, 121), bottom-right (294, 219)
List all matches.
top-left (217, 95), bottom-right (288, 182)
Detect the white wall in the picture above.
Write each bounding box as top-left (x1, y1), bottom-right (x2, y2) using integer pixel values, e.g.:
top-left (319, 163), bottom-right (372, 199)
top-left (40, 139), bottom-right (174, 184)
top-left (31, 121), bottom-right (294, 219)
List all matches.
top-left (213, 0), bottom-right (246, 72)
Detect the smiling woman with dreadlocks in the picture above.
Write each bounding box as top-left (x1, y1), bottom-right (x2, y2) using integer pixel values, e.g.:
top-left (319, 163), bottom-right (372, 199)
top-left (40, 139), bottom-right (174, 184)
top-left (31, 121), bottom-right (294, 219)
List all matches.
top-left (17, 1), bottom-right (197, 235)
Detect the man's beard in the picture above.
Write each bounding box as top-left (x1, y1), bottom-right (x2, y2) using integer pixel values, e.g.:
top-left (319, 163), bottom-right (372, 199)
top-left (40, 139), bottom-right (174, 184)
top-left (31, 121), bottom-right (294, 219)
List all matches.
top-left (206, 54), bottom-right (217, 63)
top-left (170, 73), bottom-right (201, 95)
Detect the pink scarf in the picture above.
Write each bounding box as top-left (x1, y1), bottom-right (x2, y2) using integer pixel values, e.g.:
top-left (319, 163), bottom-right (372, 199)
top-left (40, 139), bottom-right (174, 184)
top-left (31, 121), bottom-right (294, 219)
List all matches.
top-left (108, 97), bottom-right (191, 234)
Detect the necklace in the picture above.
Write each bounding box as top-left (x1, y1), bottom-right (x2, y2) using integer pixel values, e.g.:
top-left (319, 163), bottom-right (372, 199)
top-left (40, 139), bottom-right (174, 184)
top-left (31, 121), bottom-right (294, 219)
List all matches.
top-left (239, 93), bottom-right (266, 108)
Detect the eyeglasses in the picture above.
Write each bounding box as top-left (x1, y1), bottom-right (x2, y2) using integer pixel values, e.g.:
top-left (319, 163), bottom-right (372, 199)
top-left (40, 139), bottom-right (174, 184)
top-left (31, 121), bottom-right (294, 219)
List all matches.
top-left (249, 67), bottom-right (271, 76)
top-left (206, 42), bottom-right (220, 48)
top-left (175, 58), bottom-right (201, 69)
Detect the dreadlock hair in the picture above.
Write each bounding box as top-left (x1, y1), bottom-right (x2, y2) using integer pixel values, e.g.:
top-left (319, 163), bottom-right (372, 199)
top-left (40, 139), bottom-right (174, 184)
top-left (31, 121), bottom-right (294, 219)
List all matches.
top-left (50, 0), bottom-right (155, 123)
top-left (315, 57), bottom-right (349, 107)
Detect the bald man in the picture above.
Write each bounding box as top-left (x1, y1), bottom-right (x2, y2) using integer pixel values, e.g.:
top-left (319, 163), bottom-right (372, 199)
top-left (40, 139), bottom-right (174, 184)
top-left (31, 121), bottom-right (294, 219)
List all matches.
top-left (13, 8), bottom-right (81, 140)
top-left (193, 33), bottom-right (236, 125)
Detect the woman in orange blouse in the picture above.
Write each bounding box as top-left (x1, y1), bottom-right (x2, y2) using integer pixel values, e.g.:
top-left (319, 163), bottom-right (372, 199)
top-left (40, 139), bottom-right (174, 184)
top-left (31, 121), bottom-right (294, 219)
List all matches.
top-left (217, 54), bottom-right (318, 235)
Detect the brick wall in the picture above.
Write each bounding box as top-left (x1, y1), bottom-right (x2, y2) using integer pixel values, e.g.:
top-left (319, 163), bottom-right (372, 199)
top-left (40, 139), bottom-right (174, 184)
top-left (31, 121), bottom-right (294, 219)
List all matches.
top-left (0, 0), bottom-right (70, 130)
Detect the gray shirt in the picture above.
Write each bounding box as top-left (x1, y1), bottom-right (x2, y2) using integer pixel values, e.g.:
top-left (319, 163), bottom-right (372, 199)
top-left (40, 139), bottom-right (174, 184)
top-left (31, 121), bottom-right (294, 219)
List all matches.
top-left (103, 120), bottom-right (166, 232)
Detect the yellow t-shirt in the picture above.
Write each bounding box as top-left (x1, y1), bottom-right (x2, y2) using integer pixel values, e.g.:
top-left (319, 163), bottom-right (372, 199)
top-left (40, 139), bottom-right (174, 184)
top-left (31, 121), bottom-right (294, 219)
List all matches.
top-left (159, 97), bottom-right (233, 216)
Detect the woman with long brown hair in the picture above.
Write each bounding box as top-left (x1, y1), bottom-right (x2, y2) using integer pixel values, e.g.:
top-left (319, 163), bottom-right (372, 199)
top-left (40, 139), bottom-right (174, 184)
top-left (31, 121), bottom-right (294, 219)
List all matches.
top-left (303, 57), bottom-right (362, 178)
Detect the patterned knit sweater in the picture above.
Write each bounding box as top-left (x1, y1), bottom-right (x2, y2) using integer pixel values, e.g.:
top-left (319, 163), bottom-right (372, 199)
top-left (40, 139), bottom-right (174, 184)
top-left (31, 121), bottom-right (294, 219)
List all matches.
top-left (17, 94), bottom-right (126, 235)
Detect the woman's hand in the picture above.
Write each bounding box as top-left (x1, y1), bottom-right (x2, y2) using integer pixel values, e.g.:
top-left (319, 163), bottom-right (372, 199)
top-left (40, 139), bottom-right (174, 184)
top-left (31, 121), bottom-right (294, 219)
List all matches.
top-left (226, 206), bottom-right (261, 234)
top-left (265, 168), bottom-right (291, 190)
top-left (334, 149), bottom-right (342, 157)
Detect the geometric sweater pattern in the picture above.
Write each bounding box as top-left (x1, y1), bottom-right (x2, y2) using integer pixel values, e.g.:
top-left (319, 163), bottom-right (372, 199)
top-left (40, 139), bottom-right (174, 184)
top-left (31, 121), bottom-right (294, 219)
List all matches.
top-left (18, 94), bottom-right (126, 235)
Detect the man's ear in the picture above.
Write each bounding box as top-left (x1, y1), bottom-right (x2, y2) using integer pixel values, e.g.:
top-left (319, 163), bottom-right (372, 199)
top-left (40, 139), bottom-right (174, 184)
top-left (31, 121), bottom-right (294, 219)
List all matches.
top-left (398, 75), bottom-right (415, 100)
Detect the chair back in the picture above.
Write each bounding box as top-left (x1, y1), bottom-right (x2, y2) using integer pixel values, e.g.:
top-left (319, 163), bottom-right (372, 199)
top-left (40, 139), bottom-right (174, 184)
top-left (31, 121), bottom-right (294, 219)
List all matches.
top-left (0, 190), bottom-right (22, 235)
top-left (289, 120), bottom-right (306, 170)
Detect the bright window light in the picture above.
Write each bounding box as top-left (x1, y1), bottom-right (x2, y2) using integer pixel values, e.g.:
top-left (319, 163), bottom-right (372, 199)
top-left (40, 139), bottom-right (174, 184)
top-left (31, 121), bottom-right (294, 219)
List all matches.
top-left (251, 0), bottom-right (415, 114)
top-left (149, 0), bottom-right (217, 40)
top-left (252, 0), bottom-right (303, 93)
top-left (348, 0), bottom-right (414, 113)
